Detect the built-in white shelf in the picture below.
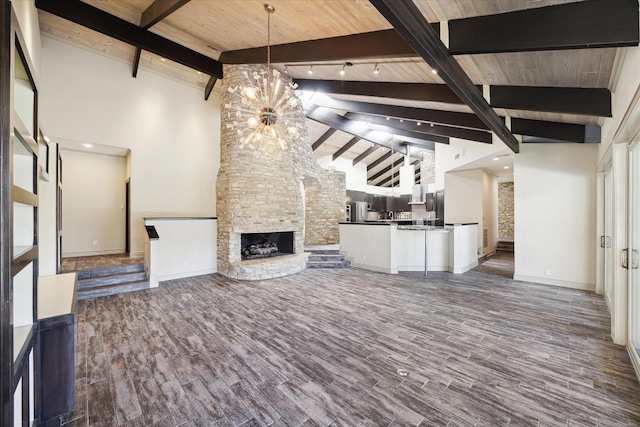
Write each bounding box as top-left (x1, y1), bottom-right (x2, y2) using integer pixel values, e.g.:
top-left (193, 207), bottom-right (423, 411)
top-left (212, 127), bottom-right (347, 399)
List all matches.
top-left (13, 324), bottom-right (33, 363)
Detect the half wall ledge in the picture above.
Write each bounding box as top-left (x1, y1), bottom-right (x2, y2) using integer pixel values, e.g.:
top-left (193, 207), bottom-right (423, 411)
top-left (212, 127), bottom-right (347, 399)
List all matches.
top-left (222, 252), bottom-right (310, 281)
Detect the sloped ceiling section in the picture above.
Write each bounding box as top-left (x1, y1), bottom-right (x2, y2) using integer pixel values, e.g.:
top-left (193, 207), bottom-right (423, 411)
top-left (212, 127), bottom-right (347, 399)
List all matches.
top-left (36, 0), bottom-right (639, 186)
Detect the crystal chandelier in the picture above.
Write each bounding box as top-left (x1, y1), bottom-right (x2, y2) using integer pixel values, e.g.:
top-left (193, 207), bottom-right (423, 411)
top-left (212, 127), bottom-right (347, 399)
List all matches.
top-left (225, 4), bottom-right (302, 151)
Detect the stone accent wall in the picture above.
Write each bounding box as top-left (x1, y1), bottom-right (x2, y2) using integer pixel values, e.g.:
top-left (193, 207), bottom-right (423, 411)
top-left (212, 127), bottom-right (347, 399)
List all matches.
top-left (421, 151), bottom-right (435, 184)
top-left (498, 182), bottom-right (514, 239)
top-left (217, 64), bottom-right (345, 280)
top-left (304, 172), bottom-right (346, 245)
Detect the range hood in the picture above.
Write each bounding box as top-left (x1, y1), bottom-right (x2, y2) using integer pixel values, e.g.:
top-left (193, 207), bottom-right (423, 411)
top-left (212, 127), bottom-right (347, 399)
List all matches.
top-left (409, 184), bottom-right (424, 204)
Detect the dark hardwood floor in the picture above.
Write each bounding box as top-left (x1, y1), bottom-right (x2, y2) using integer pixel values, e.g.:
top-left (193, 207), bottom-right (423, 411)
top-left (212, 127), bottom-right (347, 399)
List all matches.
top-left (63, 253), bottom-right (640, 426)
top-left (61, 254), bottom-right (142, 273)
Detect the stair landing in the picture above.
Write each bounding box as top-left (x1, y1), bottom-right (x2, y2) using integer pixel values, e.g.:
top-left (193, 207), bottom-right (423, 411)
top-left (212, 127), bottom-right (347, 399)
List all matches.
top-left (304, 245), bottom-right (351, 268)
top-left (61, 254), bottom-right (150, 300)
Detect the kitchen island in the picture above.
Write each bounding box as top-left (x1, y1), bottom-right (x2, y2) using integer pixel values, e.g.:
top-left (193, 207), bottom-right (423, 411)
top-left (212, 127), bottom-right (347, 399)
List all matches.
top-left (339, 222), bottom-right (478, 275)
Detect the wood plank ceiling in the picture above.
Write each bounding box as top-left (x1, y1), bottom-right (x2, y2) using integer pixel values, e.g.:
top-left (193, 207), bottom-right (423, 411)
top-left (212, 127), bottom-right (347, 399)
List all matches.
top-left (35, 0), bottom-right (639, 187)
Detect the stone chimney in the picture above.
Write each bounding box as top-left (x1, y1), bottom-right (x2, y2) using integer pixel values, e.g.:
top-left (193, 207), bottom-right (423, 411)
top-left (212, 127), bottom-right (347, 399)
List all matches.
top-left (216, 64), bottom-right (345, 280)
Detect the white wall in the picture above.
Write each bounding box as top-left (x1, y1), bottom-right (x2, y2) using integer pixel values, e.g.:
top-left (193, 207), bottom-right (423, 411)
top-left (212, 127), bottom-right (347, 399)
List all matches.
top-left (514, 143), bottom-right (598, 290)
top-left (40, 35), bottom-right (221, 257)
top-left (444, 168), bottom-right (496, 255)
top-left (600, 47), bottom-right (640, 157)
top-left (436, 137), bottom-right (505, 191)
top-left (316, 155), bottom-right (395, 195)
top-left (61, 150), bottom-right (126, 257)
top-left (38, 140), bottom-right (58, 274)
top-left (145, 218), bottom-right (217, 285)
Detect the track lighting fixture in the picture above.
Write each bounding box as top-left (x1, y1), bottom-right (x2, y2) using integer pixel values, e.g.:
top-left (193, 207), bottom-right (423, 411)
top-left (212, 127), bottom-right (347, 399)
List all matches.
top-left (308, 65), bottom-right (313, 75)
top-left (373, 63), bottom-right (380, 75)
top-left (340, 64), bottom-right (346, 76)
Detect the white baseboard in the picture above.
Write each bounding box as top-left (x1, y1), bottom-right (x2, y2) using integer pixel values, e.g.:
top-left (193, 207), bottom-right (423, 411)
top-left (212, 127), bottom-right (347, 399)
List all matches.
top-left (449, 261), bottom-right (478, 274)
top-left (62, 249), bottom-right (125, 258)
top-left (350, 262), bottom-right (397, 274)
top-left (513, 274), bottom-right (595, 291)
top-left (398, 265), bottom-right (449, 272)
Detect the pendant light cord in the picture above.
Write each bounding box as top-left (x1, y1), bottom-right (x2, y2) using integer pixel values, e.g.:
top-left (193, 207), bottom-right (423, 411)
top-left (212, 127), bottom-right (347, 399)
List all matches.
top-left (266, 6), bottom-right (272, 108)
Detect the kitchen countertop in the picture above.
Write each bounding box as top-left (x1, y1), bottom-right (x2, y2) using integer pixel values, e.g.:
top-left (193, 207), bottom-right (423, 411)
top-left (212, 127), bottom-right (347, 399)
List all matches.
top-left (397, 225), bottom-right (450, 231)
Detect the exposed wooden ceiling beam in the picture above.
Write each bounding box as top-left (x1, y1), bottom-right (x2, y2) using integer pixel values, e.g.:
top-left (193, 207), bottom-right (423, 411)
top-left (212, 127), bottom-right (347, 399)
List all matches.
top-left (219, 29), bottom-right (421, 64)
top-left (296, 80), bottom-right (612, 117)
top-left (204, 77), bottom-right (217, 101)
top-left (314, 97), bottom-right (488, 130)
top-left (511, 119), bottom-right (601, 143)
top-left (35, 0), bottom-right (223, 79)
top-left (353, 145), bottom-right (380, 166)
top-left (373, 159), bottom-right (418, 187)
top-left (367, 151), bottom-right (396, 171)
top-left (448, 0), bottom-right (639, 55)
top-left (132, 47), bottom-right (142, 78)
top-left (332, 137), bottom-right (361, 161)
top-left (368, 161), bottom-right (401, 182)
top-left (366, 123), bottom-right (447, 145)
top-left (133, 0), bottom-right (192, 78)
top-left (316, 96), bottom-right (597, 144)
top-left (369, 164), bottom-right (392, 182)
top-left (490, 86), bottom-right (611, 117)
top-left (370, 0), bottom-right (519, 153)
top-left (220, 1), bottom-right (638, 64)
top-left (375, 170), bottom-right (399, 187)
top-left (306, 107), bottom-right (407, 154)
top-left (311, 128), bottom-right (338, 151)
top-left (141, 0), bottom-right (191, 28)
top-left (295, 79), bottom-right (462, 105)
top-left (346, 112), bottom-right (490, 144)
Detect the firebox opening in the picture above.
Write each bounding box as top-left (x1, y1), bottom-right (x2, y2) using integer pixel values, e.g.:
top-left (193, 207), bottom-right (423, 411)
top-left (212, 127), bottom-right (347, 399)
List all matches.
top-left (241, 231), bottom-right (294, 260)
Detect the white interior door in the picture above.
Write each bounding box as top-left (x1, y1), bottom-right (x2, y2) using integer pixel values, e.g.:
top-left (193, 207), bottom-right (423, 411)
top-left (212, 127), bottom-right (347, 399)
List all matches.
top-left (628, 142), bottom-right (640, 372)
top-left (604, 167), bottom-right (613, 309)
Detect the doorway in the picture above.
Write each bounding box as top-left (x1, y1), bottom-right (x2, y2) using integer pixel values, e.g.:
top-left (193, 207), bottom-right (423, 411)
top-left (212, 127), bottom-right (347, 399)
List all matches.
top-left (125, 178), bottom-right (130, 254)
top-left (604, 166), bottom-right (613, 309)
top-left (628, 142), bottom-right (640, 372)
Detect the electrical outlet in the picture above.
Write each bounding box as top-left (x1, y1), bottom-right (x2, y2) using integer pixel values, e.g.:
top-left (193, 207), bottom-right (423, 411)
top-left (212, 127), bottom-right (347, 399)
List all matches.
top-left (92, 240), bottom-right (97, 246)
top-left (544, 269), bottom-right (551, 276)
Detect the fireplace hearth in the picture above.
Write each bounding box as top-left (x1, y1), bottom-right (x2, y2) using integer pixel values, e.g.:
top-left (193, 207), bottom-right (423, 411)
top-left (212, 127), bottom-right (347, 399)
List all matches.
top-left (241, 231), bottom-right (294, 261)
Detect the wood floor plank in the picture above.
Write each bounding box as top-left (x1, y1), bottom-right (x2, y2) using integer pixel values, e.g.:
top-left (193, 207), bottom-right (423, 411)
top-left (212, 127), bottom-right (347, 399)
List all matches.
top-left (69, 253), bottom-right (640, 427)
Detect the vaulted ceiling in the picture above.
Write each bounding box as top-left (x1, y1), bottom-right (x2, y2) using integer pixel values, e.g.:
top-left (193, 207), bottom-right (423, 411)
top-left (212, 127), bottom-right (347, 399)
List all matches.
top-left (35, 0), bottom-right (639, 186)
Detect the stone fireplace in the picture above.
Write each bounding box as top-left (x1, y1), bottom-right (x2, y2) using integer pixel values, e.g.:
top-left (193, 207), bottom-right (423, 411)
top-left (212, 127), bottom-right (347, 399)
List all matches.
top-left (241, 232), bottom-right (294, 260)
top-left (217, 64), bottom-right (346, 280)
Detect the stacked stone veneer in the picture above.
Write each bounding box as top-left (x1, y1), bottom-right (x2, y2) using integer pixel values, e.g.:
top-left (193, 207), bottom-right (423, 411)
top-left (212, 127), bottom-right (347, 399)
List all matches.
top-left (421, 151), bottom-right (435, 184)
top-left (217, 64), bottom-right (345, 280)
top-left (498, 182), bottom-right (514, 239)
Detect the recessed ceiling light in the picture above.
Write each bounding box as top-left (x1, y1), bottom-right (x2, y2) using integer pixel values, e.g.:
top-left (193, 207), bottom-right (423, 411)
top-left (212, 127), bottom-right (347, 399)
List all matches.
top-left (197, 71), bottom-right (202, 75)
top-left (340, 64), bottom-right (345, 76)
top-left (373, 63), bottom-right (380, 75)
top-left (417, 122), bottom-right (422, 126)
top-left (83, 143), bottom-right (93, 148)
top-left (504, 165), bottom-right (510, 169)
top-left (386, 117), bottom-right (390, 120)
top-left (160, 57), bottom-right (166, 62)
top-left (308, 65), bottom-right (313, 75)
top-left (431, 68), bottom-right (437, 74)
top-left (493, 157), bottom-right (499, 161)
